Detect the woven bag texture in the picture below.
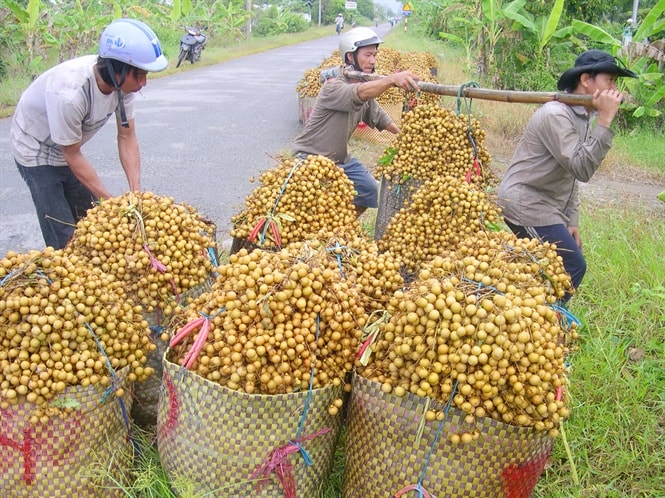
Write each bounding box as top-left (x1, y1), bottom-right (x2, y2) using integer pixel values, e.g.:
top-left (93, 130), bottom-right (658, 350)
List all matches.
top-left (131, 308), bottom-right (166, 431)
top-left (131, 277), bottom-right (215, 432)
top-left (157, 357), bottom-right (344, 497)
top-left (351, 103), bottom-right (403, 146)
top-left (343, 374), bottom-right (553, 498)
top-left (0, 368), bottom-right (133, 498)
top-left (374, 176), bottom-right (424, 242)
top-left (299, 95), bottom-right (318, 125)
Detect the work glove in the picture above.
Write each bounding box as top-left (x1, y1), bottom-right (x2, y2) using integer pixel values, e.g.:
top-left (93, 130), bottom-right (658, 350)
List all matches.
top-left (319, 66), bottom-right (344, 83)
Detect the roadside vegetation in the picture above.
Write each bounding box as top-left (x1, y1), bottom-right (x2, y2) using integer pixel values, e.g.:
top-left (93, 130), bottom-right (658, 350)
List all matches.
top-left (2, 1), bottom-right (664, 496)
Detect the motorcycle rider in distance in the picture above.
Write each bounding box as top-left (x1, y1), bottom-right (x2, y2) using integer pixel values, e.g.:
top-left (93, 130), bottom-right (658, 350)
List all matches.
top-left (335, 13), bottom-right (344, 35)
top-left (10, 19), bottom-right (167, 250)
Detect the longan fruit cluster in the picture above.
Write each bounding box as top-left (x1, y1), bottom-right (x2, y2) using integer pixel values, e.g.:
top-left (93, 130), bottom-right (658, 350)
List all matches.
top-left (357, 231), bottom-right (578, 440)
top-left (66, 191), bottom-right (217, 316)
top-left (378, 175), bottom-right (501, 273)
top-left (231, 155), bottom-right (361, 249)
top-left (0, 248), bottom-right (155, 422)
top-left (168, 242), bottom-right (368, 398)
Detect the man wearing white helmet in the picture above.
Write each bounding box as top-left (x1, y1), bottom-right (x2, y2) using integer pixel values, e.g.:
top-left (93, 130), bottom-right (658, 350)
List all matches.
top-left (292, 27), bottom-right (419, 216)
top-left (10, 18), bottom-right (167, 249)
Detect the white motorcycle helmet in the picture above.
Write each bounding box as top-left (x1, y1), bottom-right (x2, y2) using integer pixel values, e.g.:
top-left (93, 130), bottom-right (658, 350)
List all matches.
top-left (99, 18), bottom-right (168, 72)
top-left (339, 27), bottom-right (382, 67)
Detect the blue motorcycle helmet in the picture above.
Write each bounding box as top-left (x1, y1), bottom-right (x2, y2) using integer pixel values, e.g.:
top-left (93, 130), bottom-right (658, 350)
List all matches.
top-left (97, 19), bottom-right (167, 127)
top-left (99, 18), bottom-right (168, 72)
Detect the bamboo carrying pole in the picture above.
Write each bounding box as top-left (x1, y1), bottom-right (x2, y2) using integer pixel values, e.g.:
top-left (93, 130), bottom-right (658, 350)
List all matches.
top-left (342, 69), bottom-right (594, 106)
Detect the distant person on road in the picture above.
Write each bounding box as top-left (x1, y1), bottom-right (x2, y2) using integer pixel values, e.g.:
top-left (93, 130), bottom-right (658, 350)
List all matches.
top-left (335, 13), bottom-right (344, 35)
top-left (10, 19), bottom-right (167, 250)
top-left (292, 27), bottom-right (420, 216)
top-left (497, 49), bottom-right (637, 302)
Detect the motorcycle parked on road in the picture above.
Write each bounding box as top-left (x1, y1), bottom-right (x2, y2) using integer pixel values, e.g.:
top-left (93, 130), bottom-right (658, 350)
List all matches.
top-left (176, 25), bottom-right (207, 68)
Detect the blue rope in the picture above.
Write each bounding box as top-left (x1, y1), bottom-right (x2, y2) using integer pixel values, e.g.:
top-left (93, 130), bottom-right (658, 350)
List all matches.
top-left (417, 380), bottom-right (459, 488)
top-left (460, 276), bottom-right (502, 295)
top-left (199, 307), bottom-right (226, 320)
top-left (550, 303), bottom-right (582, 328)
top-left (295, 313), bottom-right (320, 441)
top-left (83, 319), bottom-right (137, 451)
top-left (207, 247), bottom-right (219, 277)
top-left (0, 269), bottom-right (20, 287)
top-left (326, 242), bottom-right (346, 279)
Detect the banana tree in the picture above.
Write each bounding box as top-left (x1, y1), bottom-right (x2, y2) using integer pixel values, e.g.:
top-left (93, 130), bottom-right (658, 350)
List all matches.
top-left (438, 16), bottom-right (482, 70)
top-left (569, 0), bottom-right (665, 118)
top-left (50, 0), bottom-right (117, 61)
top-left (502, 0), bottom-right (566, 55)
top-left (170, 0), bottom-right (194, 21)
top-left (479, 0), bottom-right (504, 76)
top-left (3, 0), bottom-right (55, 60)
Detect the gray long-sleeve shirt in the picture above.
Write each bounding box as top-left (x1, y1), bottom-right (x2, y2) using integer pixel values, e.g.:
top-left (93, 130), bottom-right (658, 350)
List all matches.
top-left (292, 73), bottom-right (393, 164)
top-left (497, 101), bottom-right (614, 227)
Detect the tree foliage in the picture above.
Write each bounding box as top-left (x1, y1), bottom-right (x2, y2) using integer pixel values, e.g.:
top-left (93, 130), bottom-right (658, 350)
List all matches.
top-left (414, 0), bottom-right (664, 127)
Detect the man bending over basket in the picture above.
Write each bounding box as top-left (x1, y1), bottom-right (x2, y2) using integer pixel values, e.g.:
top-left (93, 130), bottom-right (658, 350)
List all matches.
top-left (11, 19), bottom-right (167, 249)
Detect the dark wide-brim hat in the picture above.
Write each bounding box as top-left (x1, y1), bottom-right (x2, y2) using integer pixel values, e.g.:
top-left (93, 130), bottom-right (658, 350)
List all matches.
top-left (557, 49), bottom-right (637, 91)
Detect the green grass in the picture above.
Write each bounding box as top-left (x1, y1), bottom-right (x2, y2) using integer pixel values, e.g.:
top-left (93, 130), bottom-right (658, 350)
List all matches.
top-left (613, 130), bottom-right (665, 178)
top-left (533, 207), bottom-right (665, 497)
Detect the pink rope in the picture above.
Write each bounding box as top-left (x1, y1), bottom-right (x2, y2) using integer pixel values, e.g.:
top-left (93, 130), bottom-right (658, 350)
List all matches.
top-left (143, 244), bottom-right (181, 302)
top-left (158, 373), bottom-right (179, 441)
top-left (250, 427), bottom-right (331, 498)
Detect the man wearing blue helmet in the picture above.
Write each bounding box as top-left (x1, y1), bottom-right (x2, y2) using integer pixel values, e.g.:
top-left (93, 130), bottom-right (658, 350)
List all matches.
top-left (10, 19), bottom-right (168, 249)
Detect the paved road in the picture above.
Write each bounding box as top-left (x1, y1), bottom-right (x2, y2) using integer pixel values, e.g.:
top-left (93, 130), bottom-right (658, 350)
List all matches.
top-left (0, 25), bottom-right (393, 257)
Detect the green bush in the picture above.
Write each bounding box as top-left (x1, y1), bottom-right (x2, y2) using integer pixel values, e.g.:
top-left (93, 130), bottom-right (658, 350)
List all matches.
top-left (254, 7), bottom-right (307, 37)
top-left (493, 39), bottom-right (573, 92)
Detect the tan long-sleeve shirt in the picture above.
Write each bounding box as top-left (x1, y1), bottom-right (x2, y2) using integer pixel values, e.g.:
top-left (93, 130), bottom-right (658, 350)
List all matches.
top-left (497, 101), bottom-right (614, 227)
top-left (292, 74), bottom-right (393, 164)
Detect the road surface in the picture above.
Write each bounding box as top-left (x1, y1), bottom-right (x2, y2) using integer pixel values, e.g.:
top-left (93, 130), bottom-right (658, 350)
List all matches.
top-left (0, 25), bottom-right (393, 257)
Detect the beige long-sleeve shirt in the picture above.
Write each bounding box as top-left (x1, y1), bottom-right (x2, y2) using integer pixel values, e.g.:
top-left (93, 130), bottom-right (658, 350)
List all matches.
top-left (497, 101), bottom-right (614, 227)
top-left (292, 74), bottom-right (393, 164)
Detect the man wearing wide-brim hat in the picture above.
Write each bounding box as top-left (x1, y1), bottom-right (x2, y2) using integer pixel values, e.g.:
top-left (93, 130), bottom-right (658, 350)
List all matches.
top-left (497, 49), bottom-right (637, 303)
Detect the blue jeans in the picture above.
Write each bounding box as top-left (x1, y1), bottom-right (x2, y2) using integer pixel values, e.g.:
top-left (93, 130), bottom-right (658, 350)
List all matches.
top-left (340, 157), bottom-right (379, 209)
top-left (504, 220), bottom-right (586, 303)
top-left (16, 162), bottom-right (95, 249)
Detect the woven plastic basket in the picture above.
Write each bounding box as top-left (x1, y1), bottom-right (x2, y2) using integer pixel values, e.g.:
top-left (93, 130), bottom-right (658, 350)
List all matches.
top-left (343, 374), bottom-right (553, 498)
top-left (0, 368), bottom-right (133, 498)
top-left (131, 277), bottom-right (216, 433)
top-left (157, 356), bottom-right (344, 497)
top-left (298, 95), bottom-right (318, 125)
top-left (351, 103), bottom-right (403, 146)
top-left (374, 176), bottom-right (423, 242)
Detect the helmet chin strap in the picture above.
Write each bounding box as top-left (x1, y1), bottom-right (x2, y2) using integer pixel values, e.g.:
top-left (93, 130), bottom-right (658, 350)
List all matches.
top-left (105, 59), bottom-right (130, 128)
top-left (351, 53), bottom-right (375, 73)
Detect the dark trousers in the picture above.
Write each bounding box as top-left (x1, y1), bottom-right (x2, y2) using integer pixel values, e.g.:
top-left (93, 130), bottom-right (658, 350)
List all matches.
top-left (16, 162), bottom-right (95, 249)
top-left (504, 220), bottom-right (587, 303)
